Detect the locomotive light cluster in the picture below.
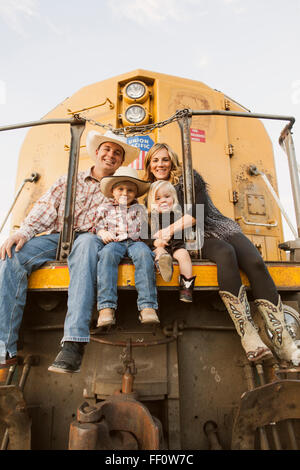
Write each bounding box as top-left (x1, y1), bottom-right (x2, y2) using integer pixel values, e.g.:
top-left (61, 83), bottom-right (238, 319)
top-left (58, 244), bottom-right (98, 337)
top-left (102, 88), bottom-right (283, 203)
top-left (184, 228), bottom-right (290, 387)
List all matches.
top-left (120, 79), bottom-right (152, 126)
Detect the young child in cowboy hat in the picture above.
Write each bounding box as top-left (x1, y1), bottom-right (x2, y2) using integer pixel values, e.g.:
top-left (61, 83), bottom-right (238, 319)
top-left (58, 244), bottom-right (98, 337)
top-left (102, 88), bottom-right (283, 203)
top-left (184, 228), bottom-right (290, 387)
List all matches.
top-left (94, 166), bottom-right (159, 327)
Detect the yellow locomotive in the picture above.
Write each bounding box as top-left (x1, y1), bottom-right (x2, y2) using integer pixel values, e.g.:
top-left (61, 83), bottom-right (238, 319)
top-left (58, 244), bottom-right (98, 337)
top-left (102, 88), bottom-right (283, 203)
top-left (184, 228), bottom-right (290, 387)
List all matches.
top-left (1, 70), bottom-right (300, 450)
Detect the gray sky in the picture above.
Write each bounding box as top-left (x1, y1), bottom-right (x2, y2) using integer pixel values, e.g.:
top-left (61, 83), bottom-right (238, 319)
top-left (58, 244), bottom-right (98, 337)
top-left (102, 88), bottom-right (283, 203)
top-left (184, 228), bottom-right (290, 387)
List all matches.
top-left (0, 0), bottom-right (300, 243)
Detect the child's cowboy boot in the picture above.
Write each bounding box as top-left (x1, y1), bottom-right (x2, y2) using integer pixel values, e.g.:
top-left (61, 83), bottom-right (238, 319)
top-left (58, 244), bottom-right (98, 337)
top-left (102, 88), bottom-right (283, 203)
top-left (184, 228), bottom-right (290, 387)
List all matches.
top-left (179, 275), bottom-right (196, 303)
top-left (139, 308), bottom-right (160, 324)
top-left (219, 285), bottom-right (273, 363)
top-left (97, 308), bottom-right (116, 327)
top-left (254, 296), bottom-right (300, 366)
top-left (157, 253), bottom-right (173, 282)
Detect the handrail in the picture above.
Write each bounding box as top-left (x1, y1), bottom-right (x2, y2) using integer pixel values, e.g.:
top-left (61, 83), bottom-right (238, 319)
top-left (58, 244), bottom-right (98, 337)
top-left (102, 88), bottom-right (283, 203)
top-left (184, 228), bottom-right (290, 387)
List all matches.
top-left (249, 165), bottom-right (298, 239)
top-left (0, 173), bottom-right (40, 233)
top-left (0, 118), bottom-right (82, 132)
top-left (191, 109), bottom-right (295, 129)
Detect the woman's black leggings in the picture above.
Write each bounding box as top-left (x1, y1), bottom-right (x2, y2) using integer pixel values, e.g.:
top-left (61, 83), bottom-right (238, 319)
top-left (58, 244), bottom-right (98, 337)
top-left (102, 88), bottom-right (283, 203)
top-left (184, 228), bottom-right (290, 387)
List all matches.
top-left (202, 232), bottom-right (278, 304)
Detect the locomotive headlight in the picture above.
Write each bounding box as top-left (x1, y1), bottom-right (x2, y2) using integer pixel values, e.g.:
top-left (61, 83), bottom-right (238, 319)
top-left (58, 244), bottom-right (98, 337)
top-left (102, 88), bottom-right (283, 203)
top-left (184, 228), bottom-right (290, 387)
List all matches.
top-left (123, 80), bottom-right (149, 104)
top-left (126, 82), bottom-right (146, 100)
top-left (125, 105), bottom-right (146, 124)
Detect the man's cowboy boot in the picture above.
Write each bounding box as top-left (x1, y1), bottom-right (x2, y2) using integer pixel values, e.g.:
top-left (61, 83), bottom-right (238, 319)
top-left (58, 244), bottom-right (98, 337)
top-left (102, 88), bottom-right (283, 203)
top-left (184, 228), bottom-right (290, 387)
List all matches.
top-left (48, 341), bottom-right (86, 374)
top-left (219, 285), bottom-right (273, 363)
top-left (254, 296), bottom-right (300, 366)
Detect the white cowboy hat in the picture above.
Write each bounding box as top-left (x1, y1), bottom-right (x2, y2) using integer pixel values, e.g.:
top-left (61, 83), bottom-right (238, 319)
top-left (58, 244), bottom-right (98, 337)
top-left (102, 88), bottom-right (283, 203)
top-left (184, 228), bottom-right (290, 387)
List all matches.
top-left (100, 166), bottom-right (151, 198)
top-left (86, 130), bottom-right (139, 164)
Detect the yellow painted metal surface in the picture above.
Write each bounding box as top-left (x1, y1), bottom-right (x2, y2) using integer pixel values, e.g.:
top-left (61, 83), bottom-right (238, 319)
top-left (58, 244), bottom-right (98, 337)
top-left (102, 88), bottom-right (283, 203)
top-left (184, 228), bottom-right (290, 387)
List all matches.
top-left (27, 263), bottom-right (300, 291)
top-left (11, 69), bottom-right (285, 262)
top-left (226, 100), bottom-right (284, 261)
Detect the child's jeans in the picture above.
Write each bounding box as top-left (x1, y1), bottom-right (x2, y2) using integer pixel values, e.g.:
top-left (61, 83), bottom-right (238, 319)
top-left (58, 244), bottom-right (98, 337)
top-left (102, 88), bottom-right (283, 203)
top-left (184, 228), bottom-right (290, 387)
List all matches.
top-left (97, 239), bottom-right (158, 311)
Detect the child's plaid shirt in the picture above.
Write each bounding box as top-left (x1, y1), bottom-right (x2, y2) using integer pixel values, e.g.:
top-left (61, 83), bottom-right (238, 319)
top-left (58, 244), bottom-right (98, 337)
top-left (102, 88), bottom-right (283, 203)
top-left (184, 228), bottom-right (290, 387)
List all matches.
top-left (94, 200), bottom-right (148, 242)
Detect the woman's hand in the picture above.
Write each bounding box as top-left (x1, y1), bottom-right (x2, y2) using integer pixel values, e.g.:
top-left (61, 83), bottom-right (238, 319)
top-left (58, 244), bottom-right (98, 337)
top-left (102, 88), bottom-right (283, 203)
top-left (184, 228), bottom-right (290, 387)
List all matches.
top-left (97, 230), bottom-right (116, 244)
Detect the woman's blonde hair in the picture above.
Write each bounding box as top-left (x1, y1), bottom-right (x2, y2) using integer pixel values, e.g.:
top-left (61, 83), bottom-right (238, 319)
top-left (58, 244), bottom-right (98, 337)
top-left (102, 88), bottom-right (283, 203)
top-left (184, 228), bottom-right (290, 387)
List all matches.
top-left (143, 143), bottom-right (183, 185)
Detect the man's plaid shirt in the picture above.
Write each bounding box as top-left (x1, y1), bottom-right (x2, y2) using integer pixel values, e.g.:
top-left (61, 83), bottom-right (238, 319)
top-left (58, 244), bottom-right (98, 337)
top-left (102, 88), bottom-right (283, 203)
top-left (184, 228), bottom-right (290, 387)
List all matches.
top-left (17, 168), bottom-right (108, 241)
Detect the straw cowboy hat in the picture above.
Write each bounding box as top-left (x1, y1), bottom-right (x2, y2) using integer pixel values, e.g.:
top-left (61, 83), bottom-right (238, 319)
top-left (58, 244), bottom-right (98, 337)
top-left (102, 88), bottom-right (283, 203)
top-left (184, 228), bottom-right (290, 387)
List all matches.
top-left (100, 166), bottom-right (151, 198)
top-left (86, 130), bottom-right (139, 164)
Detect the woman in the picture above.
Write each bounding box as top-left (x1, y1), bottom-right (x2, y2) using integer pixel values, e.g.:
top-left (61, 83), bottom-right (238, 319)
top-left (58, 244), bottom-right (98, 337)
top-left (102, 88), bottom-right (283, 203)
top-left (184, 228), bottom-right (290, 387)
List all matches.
top-left (143, 142), bottom-right (300, 366)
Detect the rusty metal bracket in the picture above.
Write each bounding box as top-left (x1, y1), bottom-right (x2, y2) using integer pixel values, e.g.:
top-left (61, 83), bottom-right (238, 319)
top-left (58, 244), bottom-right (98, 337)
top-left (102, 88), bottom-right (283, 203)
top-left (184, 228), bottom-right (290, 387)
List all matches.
top-left (0, 386), bottom-right (31, 450)
top-left (203, 421), bottom-right (223, 450)
top-left (0, 355), bottom-right (39, 450)
top-left (119, 339), bottom-right (137, 394)
top-left (69, 395), bottom-right (162, 450)
top-left (69, 338), bottom-right (164, 450)
top-left (231, 379), bottom-right (300, 450)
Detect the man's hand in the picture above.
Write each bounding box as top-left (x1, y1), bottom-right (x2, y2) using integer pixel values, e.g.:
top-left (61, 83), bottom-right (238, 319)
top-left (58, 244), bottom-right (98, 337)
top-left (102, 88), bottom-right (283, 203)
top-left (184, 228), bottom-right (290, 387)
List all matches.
top-left (97, 230), bottom-right (116, 244)
top-left (1, 233), bottom-right (27, 260)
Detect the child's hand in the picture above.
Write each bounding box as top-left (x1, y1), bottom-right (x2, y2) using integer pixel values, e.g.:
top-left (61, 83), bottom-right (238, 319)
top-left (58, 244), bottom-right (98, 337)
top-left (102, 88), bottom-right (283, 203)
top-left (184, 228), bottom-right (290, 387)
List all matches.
top-left (153, 238), bottom-right (168, 248)
top-left (153, 227), bottom-right (172, 242)
top-left (98, 230), bottom-right (116, 244)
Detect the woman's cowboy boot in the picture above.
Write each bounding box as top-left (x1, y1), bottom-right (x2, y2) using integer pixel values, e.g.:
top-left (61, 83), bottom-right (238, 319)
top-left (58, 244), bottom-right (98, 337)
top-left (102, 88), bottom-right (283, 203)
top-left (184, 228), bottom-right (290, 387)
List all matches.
top-left (254, 296), bottom-right (300, 366)
top-left (219, 285), bottom-right (273, 363)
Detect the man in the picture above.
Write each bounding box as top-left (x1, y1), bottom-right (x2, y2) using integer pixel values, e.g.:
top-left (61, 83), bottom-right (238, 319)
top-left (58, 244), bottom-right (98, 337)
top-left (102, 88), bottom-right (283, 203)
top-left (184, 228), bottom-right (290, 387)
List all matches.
top-left (0, 130), bottom-right (139, 374)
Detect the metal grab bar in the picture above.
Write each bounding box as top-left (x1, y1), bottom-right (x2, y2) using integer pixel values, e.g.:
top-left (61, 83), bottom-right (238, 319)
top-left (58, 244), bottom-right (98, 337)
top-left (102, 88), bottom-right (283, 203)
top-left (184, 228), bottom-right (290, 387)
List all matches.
top-left (279, 131), bottom-right (300, 238)
top-left (0, 173), bottom-right (40, 233)
top-left (235, 215), bottom-right (278, 228)
top-left (248, 165), bottom-right (297, 238)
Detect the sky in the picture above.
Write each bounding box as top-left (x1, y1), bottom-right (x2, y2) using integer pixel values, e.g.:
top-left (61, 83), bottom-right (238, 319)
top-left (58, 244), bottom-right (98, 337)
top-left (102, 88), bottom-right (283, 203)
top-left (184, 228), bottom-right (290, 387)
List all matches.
top-left (0, 0), bottom-right (300, 244)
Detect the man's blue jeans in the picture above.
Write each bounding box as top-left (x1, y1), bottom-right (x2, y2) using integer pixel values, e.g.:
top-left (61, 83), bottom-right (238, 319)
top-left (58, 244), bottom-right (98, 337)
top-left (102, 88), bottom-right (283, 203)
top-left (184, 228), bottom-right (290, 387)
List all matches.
top-left (97, 239), bottom-right (158, 312)
top-left (0, 232), bottom-right (105, 362)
